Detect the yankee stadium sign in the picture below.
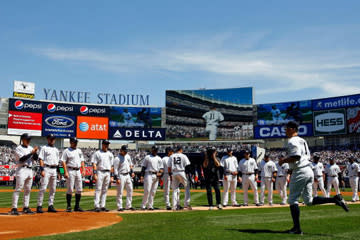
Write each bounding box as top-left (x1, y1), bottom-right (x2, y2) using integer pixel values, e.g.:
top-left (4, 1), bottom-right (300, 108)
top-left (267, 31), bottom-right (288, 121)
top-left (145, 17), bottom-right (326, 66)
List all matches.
top-left (43, 88), bottom-right (150, 106)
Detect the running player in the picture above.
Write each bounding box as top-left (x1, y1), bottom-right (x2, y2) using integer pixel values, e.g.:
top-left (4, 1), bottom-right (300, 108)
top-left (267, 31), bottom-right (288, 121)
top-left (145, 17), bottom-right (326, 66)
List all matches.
top-left (202, 106), bottom-right (224, 141)
top-left (279, 121), bottom-right (348, 235)
top-left (11, 134), bottom-right (38, 215)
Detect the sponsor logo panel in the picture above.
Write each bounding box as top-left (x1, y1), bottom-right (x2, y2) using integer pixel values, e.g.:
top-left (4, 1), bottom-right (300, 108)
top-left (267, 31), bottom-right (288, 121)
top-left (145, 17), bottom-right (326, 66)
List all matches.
top-left (76, 116), bottom-right (108, 139)
top-left (42, 114), bottom-right (76, 138)
top-left (7, 111), bottom-right (42, 136)
top-left (313, 109), bottom-right (346, 136)
top-left (254, 123), bottom-right (313, 139)
top-left (109, 127), bottom-right (166, 141)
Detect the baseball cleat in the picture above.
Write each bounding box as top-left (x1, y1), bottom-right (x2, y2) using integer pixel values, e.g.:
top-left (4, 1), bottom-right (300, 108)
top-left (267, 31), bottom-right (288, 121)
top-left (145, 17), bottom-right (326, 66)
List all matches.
top-left (217, 204), bottom-right (223, 210)
top-left (10, 208), bottom-right (19, 215)
top-left (94, 208), bottom-right (101, 212)
top-left (223, 205), bottom-right (227, 208)
top-left (287, 228), bottom-right (303, 235)
top-left (176, 205), bottom-right (184, 210)
top-left (23, 208), bottom-right (35, 214)
top-left (280, 203), bottom-right (287, 205)
top-left (126, 207), bottom-right (135, 211)
top-left (48, 205), bottom-right (58, 213)
top-left (185, 205), bottom-right (192, 210)
top-left (74, 207), bottom-right (84, 212)
top-left (256, 203), bottom-right (262, 207)
top-left (117, 208), bottom-right (124, 212)
top-left (66, 206), bottom-right (72, 212)
top-left (334, 194), bottom-right (349, 212)
top-left (148, 208), bottom-right (154, 211)
top-left (166, 206), bottom-right (172, 210)
top-left (208, 206), bottom-right (214, 210)
top-left (242, 204), bottom-right (248, 207)
top-left (36, 206), bottom-right (44, 214)
top-left (141, 207), bottom-right (146, 211)
top-left (101, 207), bottom-right (110, 212)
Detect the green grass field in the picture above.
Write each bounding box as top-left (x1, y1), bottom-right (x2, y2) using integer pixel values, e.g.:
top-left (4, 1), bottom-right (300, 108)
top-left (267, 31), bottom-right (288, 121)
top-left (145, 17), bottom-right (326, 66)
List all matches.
top-left (1, 186), bottom-right (359, 240)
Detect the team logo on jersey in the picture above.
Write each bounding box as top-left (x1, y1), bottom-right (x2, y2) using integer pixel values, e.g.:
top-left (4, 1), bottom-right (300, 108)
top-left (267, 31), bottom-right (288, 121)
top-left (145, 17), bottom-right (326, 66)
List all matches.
top-left (47, 103), bottom-right (56, 112)
top-left (80, 106), bottom-right (89, 115)
top-left (79, 122), bottom-right (89, 132)
top-left (14, 100), bottom-right (24, 110)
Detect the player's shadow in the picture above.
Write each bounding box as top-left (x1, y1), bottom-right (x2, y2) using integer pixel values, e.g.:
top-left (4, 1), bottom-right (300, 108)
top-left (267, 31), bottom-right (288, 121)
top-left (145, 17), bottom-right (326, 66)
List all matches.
top-left (226, 228), bottom-right (337, 238)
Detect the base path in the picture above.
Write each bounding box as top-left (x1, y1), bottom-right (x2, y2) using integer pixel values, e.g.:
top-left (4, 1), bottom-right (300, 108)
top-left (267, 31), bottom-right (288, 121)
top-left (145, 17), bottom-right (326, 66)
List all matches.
top-left (0, 209), bottom-right (122, 239)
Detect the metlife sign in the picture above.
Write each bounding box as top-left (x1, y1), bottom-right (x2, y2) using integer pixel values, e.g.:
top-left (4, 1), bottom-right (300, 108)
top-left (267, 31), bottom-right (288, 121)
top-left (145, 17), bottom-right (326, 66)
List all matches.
top-left (109, 128), bottom-right (166, 141)
top-left (254, 123), bottom-right (313, 139)
top-left (42, 114), bottom-right (76, 138)
top-left (313, 109), bottom-right (346, 136)
top-left (312, 94), bottom-right (360, 111)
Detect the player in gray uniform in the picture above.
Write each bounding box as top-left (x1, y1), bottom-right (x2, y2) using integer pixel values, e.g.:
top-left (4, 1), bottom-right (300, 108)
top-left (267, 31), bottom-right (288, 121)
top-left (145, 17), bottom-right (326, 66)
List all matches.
top-left (325, 158), bottom-right (341, 197)
top-left (312, 153), bottom-right (326, 197)
top-left (275, 157), bottom-right (290, 205)
top-left (221, 148), bottom-right (239, 207)
top-left (114, 145), bottom-right (135, 211)
top-left (238, 150), bottom-right (260, 206)
top-left (162, 147), bottom-right (174, 210)
top-left (61, 137), bottom-right (85, 212)
top-left (140, 146), bottom-right (163, 210)
top-left (37, 134), bottom-right (60, 213)
top-left (92, 140), bottom-right (114, 212)
top-left (259, 154), bottom-right (277, 206)
top-left (202, 106), bottom-right (224, 141)
top-left (169, 146), bottom-right (192, 210)
top-left (279, 121), bottom-right (348, 235)
top-left (11, 133), bottom-right (38, 215)
top-left (347, 156), bottom-right (360, 202)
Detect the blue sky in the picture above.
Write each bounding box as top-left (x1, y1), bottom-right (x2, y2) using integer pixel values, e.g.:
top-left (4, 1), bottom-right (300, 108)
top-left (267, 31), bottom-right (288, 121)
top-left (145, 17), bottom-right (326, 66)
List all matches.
top-left (1, 1), bottom-right (360, 107)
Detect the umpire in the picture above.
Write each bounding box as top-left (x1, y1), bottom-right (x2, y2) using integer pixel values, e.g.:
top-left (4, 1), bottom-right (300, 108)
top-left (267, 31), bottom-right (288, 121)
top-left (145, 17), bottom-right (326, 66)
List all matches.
top-left (202, 147), bottom-right (222, 210)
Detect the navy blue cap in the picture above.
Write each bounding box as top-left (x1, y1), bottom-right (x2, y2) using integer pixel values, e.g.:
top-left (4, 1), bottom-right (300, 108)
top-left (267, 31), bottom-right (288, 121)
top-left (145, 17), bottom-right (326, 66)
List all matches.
top-left (102, 139), bottom-right (110, 145)
top-left (285, 121), bottom-right (299, 131)
top-left (47, 134), bottom-right (56, 139)
top-left (121, 145), bottom-right (128, 152)
top-left (21, 133), bottom-right (31, 140)
top-left (69, 137), bottom-right (78, 143)
top-left (151, 145), bottom-right (159, 151)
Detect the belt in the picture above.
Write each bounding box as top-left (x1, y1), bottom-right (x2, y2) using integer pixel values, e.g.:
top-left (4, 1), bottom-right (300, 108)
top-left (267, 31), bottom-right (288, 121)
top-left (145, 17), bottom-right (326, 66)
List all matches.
top-left (99, 170), bottom-right (110, 172)
top-left (329, 175), bottom-right (337, 177)
top-left (277, 175), bottom-right (285, 177)
top-left (68, 167), bottom-right (80, 171)
top-left (173, 170), bottom-right (185, 173)
top-left (349, 176), bottom-right (358, 178)
top-left (147, 171), bottom-right (158, 175)
top-left (315, 175), bottom-right (322, 178)
top-left (45, 164), bottom-right (58, 169)
top-left (120, 172), bottom-right (129, 176)
top-left (243, 173), bottom-right (254, 175)
top-left (22, 166), bottom-right (32, 169)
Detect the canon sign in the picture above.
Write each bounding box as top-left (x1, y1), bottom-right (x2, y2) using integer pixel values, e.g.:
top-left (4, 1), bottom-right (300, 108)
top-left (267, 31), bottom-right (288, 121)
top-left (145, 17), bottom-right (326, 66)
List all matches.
top-left (254, 124), bottom-right (313, 139)
top-left (313, 109), bottom-right (346, 136)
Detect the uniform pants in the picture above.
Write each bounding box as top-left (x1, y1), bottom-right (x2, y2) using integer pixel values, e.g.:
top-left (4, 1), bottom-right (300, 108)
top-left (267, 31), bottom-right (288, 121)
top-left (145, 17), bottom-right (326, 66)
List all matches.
top-left (172, 173), bottom-right (190, 209)
top-left (142, 173), bottom-right (159, 209)
top-left (349, 176), bottom-right (359, 201)
top-left (222, 175), bottom-right (238, 206)
top-left (326, 177), bottom-right (340, 197)
top-left (66, 169), bottom-right (83, 195)
top-left (205, 125), bottom-right (218, 141)
top-left (242, 174), bottom-right (259, 204)
top-left (276, 176), bottom-right (287, 204)
top-left (162, 173), bottom-right (171, 207)
top-left (94, 171), bottom-right (110, 208)
top-left (116, 174), bottom-right (133, 209)
top-left (288, 167), bottom-right (313, 205)
top-left (37, 168), bottom-right (57, 206)
top-left (260, 177), bottom-right (273, 204)
top-left (12, 168), bottom-right (33, 209)
top-left (313, 177), bottom-right (326, 197)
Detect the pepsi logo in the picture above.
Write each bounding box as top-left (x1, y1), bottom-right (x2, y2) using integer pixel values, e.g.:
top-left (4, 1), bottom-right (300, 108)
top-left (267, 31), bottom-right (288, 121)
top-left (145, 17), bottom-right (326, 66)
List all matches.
top-left (14, 100), bottom-right (24, 110)
top-left (80, 106), bottom-right (89, 115)
top-left (47, 104), bottom-right (56, 112)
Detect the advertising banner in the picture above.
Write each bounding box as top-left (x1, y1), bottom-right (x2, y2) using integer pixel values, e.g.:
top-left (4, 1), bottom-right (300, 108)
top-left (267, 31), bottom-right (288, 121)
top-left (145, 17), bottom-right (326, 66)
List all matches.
top-left (8, 111), bottom-right (42, 136)
top-left (109, 127), bottom-right (166, 141)
top-left (313, 109), bottom-right (346, 136)
top-left (109, 107), bottom-right (162, 128)
top-left (76, 104), bottom-right (109, 117)
top-left (76, 116), bottom-right (108, 139)
top-left (347, 107), bottom-right (360, 133)
top-left (312, 94), bottom-right (360, 111)
top-left (257, 100), bottom-right (312, 126)
top-left (42, 114), bottom-right (76, 138)
top-left (13, 80), bottom-right (35, 99)
top-left (254, 123), bottom-right (313, 139)
top-left (8, 98), bottom-right (43, 113)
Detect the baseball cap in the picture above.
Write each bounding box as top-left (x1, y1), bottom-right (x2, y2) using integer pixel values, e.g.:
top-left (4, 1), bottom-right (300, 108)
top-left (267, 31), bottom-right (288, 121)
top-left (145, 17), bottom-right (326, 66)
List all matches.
top-left (176, 145), bottom-right (183, 151)
top-left (102, 140), bottom-right (110, 145)
top-left (120, 145), bottom-right (128, 152)
top-left (285, 121), bottom-right (299, 131)
top-left (244, 149), bottom-right (251, 154)
top-left (151, 145), bottom-right (159, 151)
top-left (165, 147), bottom-right (174, 153)
top-left (226, 148), bottom-right (233, 153)
top-left (265, 152), bottom-right (271, 158)
top-left (47, 134), bottom-right (56, 140)
top-left (69, 137), bottom-right (78, 143)
top-left (20, 133), bottom-right (31, 140)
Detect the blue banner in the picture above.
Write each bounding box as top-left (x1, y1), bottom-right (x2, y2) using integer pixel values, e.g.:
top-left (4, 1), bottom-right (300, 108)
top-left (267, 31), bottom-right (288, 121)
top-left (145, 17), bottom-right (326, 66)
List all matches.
top-left (109, 127), bottom-right (166, 141)
top-left (312, 94), bottom-right (360, 111)
top-left (42, 114), bottom-right (76, 138)
top-left (254, 123), bottom-right (313, 139)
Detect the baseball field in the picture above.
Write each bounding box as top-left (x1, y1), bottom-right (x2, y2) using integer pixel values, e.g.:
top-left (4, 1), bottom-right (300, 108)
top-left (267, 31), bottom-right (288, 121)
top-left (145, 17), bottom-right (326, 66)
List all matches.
top-left (0, 187), bottom-right (359, 240)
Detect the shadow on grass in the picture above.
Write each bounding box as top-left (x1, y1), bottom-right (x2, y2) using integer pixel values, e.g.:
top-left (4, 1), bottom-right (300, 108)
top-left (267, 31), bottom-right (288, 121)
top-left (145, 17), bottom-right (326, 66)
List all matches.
top-left (226, 228), bottom-right (337, 238)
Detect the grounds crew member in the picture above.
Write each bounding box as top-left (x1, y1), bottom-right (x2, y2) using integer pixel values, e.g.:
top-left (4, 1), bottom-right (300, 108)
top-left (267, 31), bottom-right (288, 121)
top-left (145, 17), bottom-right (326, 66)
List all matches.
top-left (259, 153), bottom-right (277, 206)
top-left (61, 137), bottom-right (85, 212)
top-left (92, 140), bottom-right (114, 212)
top-left (11, 133), bottom-right (38, 215)
top-left (168, 146), bottom-right (192, 210)
top-left (114, 145), bottom-right (135, 211)
top-left (37, 134), bottom-right (60, 213)
top-left (221, 148), bottom-right (239, 207)
top-left (140, 145), bottom-right (163, 210)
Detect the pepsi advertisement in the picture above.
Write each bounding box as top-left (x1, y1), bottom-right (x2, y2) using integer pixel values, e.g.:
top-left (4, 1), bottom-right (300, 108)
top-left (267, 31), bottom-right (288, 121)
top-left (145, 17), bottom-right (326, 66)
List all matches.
top-left (109, 127), bottom-right (166, 141)
top-left (42, 114), bottom-right (76, 138)
top-left (9, 98), bottom-right (43, 113)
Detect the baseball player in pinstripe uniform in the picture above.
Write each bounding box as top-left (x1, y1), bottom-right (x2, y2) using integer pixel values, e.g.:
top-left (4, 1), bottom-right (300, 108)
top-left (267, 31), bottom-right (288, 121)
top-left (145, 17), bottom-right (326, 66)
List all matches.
top-left (312, 153), bottom-right (326, 197)
top-left (162, 147), bottom-right (174, 210)
top-left (347, 156), bottom-right (360, 202)
top-left (279, 121), bottom-right (348, 235)
top-left (37, 134), bottom-right (60, 213)
top-left (221, 148), bottom-right (239, 207)
top-left (275, 157), bottom-right (290, 205)
top-left (11, 133), bottom-right (38, 215)
top-left (325, 158), bottom-right (341, 197)
top-left (61, 137), bottom-right (85, 212)
top-left (259, 154), bottom-right (277, 206)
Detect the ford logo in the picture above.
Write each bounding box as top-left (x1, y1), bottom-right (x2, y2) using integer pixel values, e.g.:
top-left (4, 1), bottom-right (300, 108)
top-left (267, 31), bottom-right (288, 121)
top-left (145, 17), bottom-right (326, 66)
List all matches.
top-left (45, 116), bottom-right (74, 128)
